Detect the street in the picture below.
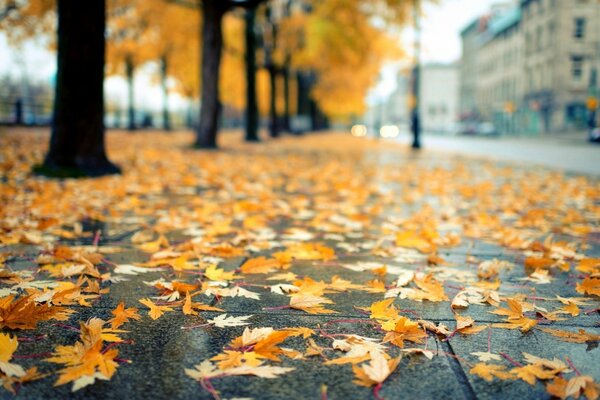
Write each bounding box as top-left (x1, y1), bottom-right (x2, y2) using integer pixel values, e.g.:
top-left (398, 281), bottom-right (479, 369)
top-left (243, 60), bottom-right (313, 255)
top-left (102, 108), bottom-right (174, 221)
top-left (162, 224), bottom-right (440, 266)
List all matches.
top-left (395, 133), bottom-right (600, 176)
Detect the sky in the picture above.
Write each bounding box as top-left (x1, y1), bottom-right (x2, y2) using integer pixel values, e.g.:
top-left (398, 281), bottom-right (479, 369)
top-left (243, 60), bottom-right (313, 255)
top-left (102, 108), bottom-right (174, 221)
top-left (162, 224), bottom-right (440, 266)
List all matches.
top-left (369, 0), bottom-right (498, 102)
top-left (0, 0), bottom-right (498, 111)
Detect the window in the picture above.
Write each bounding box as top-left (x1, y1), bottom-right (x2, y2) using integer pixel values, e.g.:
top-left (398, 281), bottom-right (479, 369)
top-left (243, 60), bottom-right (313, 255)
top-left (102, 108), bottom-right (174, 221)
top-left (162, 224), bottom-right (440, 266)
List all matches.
top-left (574, 18), bottom-right (585, 39)
top-left (571, 56), bottom-right (584, 80)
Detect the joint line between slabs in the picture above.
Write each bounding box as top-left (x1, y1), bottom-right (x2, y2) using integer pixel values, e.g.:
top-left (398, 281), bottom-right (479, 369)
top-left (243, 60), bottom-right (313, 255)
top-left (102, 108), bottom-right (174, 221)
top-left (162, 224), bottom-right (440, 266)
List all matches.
top-left (441, 339), bottom-right (478, 400)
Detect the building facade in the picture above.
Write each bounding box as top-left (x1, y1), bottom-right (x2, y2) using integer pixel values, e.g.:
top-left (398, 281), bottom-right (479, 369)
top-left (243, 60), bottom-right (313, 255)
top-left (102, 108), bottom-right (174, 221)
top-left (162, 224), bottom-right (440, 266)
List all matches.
top-left (460, 0), bottom-right (600, 134)
top-left (419, 63), bottom-right (460, 133)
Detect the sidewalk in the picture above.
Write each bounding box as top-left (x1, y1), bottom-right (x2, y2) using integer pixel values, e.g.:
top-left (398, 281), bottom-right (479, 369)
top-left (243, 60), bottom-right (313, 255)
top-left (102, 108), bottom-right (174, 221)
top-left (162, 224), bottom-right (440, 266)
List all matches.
top-left (0, 130), bottom-right (598, 399)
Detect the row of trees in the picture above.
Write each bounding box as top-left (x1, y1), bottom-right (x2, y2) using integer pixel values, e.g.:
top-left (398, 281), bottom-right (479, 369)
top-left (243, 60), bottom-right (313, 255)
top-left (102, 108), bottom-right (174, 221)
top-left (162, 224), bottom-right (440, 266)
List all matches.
top-left (0, 0), bottom-right (415, 176)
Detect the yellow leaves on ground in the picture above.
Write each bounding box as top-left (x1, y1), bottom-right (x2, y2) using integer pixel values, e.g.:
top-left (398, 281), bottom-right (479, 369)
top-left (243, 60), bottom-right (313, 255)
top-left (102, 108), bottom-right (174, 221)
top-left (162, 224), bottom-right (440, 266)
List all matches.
top-left (137, 235), bottom-right (170, 253)
top-left (182, 291), bottom-right (223, 316)
top-left (109, 302), bottom-right (140, 330)
top-left (289, 294), bottom-right (336, 314)
top-left (273, 243), bottom-right (335, 264)
top-left (1, 132), bottom-right (600, 396)
top-left (367, 299), bottom-right (428, 347)
top-left (469, 363), bottom-right (514, 382)
top-left (468, 351), bottom-right (600, 399)
top-left (412, 274), bottom-right (448, 302)
top-left (538, 328), bottom-right (600, 344)
top-left (211, 350), bottom-right (263, 370)
top-left (223, 327), bottom-right (311, 364)
top-left (240, 257), bottom-right (283, 274)
top-left (395, 230), bottom-right (435, 253)
top-left (512, 362), bottom-right (561, 385)
top-left (0, 333), bottom-right (19, 363)
top-left (368, 298), bottom-right (399, 327)
top-left (46, 318), bottom-right (122, 391)
top-left (382, 317), bottom-right (427, 348)
top-left (0, 333), bottom-right (26, 378)
top-left (203, 264), bottom-right (237, 281)
top-left (0, 294), bottom-right (73, 330)
top-left (576, 277), bottom-right (600, 297)
top-left (547, 375), bottom-right (600, 400)
top-left (138, 298), bottom-right (174, 320)
top-left (576, 259), bottom-right (600, 274)
top-left (454, 314), bottom-right (487, 336)
top-left (352, 353), bottom-right (401, 387)
top-left (490, 298), bottom-right (537, 333)
top-left (185, 359), bottom-right (294, 382)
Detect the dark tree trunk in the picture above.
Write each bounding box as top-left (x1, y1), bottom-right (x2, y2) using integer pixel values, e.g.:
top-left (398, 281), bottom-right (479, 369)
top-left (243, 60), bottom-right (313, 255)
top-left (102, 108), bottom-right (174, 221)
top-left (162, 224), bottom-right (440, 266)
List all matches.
top-left (41, 0), bottom-right (119, 177)
top-left (268, 66), bottom-right (278, 138)
top-left (309, 98), bottom-right (318, 131)
top-left (282, 60), bottom-right (290, 132)
top-left (244, 6), bottom-right (259, 142)
top-left (160, 54), bottom-right (171, 131)
top-left (125, 55), bottom-right (136, 131)
top-left (195, 1), bottom-right (227, 148)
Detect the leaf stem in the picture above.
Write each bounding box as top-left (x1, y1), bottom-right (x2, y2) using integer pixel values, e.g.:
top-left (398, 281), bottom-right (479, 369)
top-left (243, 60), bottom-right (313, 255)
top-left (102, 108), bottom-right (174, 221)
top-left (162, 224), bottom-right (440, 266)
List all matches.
top-left (500, 352), bottom-right (522, 367)
top-left (565, 357), bottom-right (581, 376)
top-left (373, 383), bottom-right (384, 400)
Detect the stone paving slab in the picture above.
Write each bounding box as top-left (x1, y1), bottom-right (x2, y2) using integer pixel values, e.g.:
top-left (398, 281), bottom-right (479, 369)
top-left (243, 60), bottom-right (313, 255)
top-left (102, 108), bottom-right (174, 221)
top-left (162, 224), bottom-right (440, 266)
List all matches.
top-left (449, 327), bottom-right (600, 400)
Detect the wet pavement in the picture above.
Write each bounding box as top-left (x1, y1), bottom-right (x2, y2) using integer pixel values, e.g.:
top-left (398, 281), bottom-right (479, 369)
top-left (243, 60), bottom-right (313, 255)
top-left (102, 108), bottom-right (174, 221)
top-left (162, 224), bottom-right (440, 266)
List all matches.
top-left (0, 131), bottom-right (599, 399)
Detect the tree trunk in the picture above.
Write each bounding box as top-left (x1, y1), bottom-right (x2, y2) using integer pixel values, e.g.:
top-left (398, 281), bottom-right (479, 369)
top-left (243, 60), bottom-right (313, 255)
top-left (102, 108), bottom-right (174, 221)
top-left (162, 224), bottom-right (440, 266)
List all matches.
top-left (160, 54), bottom-right (171, 131)
top-left (268, 66), bottom-right (278, 138)
top-left (244, 6), bottom-right (259, 142)
top-left (126, 55), bottom-right (136, 131)
top-left (41, 0), bottom-right (119, 177)
top-left (282, 60), bottom-right (290, 132)
top-left (195, 1), bottom-right (226, 148)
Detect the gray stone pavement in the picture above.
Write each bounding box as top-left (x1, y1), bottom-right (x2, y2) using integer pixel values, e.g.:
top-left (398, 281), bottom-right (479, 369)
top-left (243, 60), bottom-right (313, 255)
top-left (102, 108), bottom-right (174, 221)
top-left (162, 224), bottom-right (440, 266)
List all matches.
top-left (0, 132), bottom-right (599, 399)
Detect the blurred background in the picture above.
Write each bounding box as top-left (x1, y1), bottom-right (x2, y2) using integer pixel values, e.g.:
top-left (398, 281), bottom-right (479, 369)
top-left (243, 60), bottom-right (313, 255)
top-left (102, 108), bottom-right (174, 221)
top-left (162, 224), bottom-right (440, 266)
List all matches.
top-left (0, 0), bottom-right (599, 142)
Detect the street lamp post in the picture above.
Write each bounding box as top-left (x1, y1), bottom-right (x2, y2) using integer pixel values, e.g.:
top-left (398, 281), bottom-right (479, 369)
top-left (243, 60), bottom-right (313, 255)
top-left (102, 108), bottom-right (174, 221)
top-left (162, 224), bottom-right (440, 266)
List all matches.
top-left (410, 0), bottom-right (421, 149)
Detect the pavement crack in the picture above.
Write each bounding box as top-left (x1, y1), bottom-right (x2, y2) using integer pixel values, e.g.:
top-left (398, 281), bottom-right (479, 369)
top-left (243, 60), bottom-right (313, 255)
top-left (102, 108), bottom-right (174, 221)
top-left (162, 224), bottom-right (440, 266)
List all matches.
top-left (441, 339), bottom-right (478, 400)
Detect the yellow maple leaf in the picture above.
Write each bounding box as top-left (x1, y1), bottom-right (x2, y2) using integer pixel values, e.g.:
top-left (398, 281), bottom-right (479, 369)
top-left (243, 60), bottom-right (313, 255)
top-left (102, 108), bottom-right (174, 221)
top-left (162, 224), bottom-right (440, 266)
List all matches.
top-left (0, 295), bottom-right (73, 330)
top-left (0, 333), bottom-right (26, 378)
top-left (539, 327), bottom-right (600, 344)
top-left (576, 277), bottom-right (600, 297)
top-left (240, 257), bottom-right (282, 274)
top-left (182, 291), bottom-right (223, 315)
top-left (109, 302), bottom-right (140, 329)
top-left (368, 298), bottom-right (399, 326)
top-left (211, 350), bottom-right (264, 369)
top-left (352, 353), bottom-right (401, 387)
top-left (511, 363), bottom-right (558, 385)
top-left (204, 264), bottom-right (237, 281)
top-left (413, 273), bottom-right (448, 302)
top-left (382, 316), bottom-right (427, 348)
top-left (273, 243), bottom-right (336, 263)
top-left (46, 319), bottom-right (121, 391)
top-left (137, 235), bottom-right (170, 253)
top-left (395, 230), bottom-right (434, 253)
top-left (469, 363), bottom-right (514, 382)
top-left (139, 298), bottom-right (174, 320)
top-left (289, 294), bottom-right (336, 314)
